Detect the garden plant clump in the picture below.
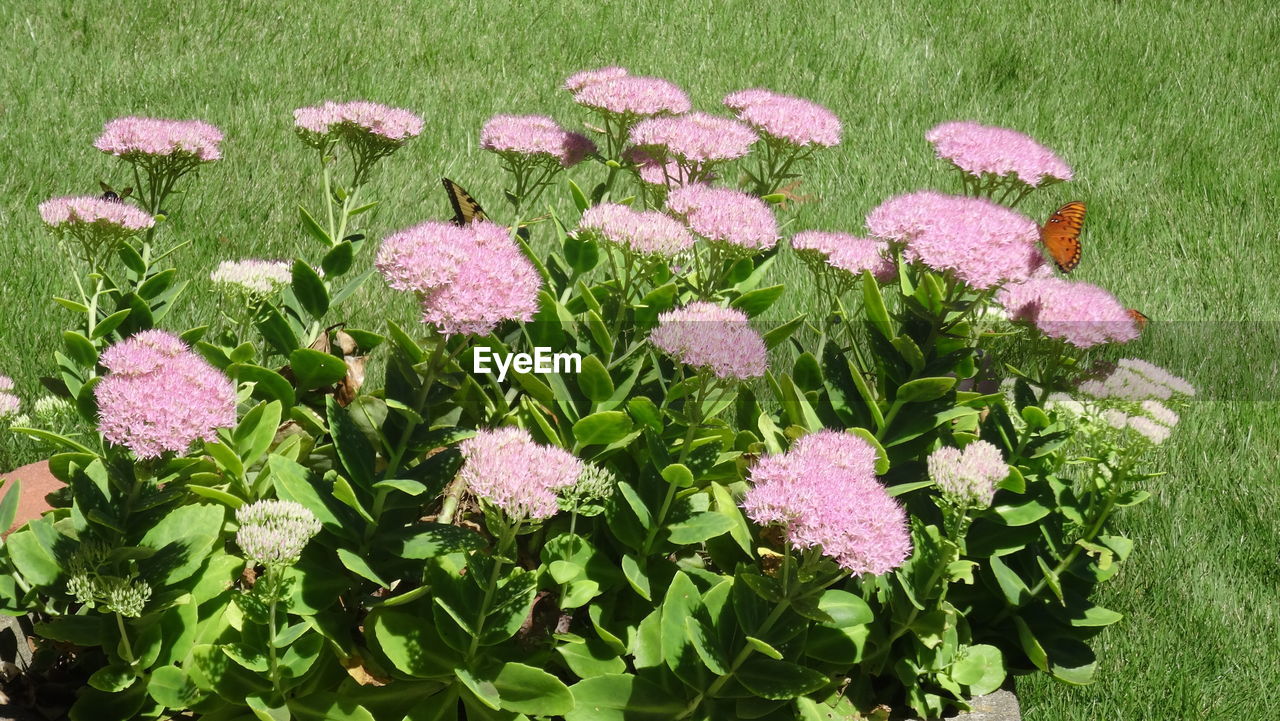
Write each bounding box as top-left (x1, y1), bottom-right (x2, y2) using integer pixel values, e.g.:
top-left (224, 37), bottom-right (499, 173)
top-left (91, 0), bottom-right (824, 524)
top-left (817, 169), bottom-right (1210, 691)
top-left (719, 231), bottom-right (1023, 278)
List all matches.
top-left (0, 67), bottom-right (1193, 721)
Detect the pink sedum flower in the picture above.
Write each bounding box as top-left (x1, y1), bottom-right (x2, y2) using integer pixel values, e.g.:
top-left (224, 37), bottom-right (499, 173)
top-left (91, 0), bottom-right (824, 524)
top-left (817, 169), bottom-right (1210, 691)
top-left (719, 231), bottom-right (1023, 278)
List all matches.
top-left (1077, 359), bottom-right (1195, 401)
top-left (457, 427), bottom-right (584, 521)
top-left (572, 75), bottom-right (691, 117)
top-left (0, 375), bottom-right (18, 420)
top-left (742, 430), bottom-right (911, 575)
top-left (95, 117), bottom-right (223, 162)
top-left (1127, 416), bottom-right (1171, 444)
top-left (926, 121), bottom-right (1072, 187)
top-left (95, 330), bottom-right (237, 459)
top-left (927, 441), bottom-right (1007, 508)
top-left (579, 203), bottom-right (696, 256)
top-left (294, 101), bottom-right (423, 143)
top-left (623, 147), bottom-right (709, 187)
top-left (649, 302), bottom-right (767, 380)
top-left (629, 113), bottom-right (757, 164)
top-left (724, 88), bottom-right (842, 148)
top-left (1117, 358), bottom-right (1196, 397)
top-left (866, 191), bottom-right (1040, 289)
top-left (39, 196), bottom-right (154, 232)
top-left (667, 184), bottom-right (778, 251)
top-left (378, 221), bottom-right (542, 336)
top-left (480, 115), bottom-right (595, 167)
top-left (563, 66), bottom-right (630, 92)
top-left (998, 277), bottom-right (1139, 348)
top-left (791, 231), bottom-right (895, 282)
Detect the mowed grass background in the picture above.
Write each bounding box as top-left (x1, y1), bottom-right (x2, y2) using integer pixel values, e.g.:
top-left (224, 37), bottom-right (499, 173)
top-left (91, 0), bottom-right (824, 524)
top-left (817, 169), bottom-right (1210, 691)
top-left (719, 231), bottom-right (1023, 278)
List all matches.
top-left (1, 1), bottom-right (1278, 718)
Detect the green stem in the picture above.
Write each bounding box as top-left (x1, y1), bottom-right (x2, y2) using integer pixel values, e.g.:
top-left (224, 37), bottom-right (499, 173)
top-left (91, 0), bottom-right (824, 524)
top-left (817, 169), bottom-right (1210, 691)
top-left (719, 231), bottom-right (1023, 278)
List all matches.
top-left (266, 565), bottom-right (281, 691)
top-left (115, 612), bottom-right (135, 665)
top-left (640, 377), bottom-right (710, 555)
top-left (468, 521), bottom-right (520, 658)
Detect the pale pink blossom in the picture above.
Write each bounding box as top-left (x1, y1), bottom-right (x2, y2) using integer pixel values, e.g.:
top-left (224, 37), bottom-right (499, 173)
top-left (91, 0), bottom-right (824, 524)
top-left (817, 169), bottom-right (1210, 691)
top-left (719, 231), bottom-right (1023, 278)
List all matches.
top-left (629, 113), bottom-right (757, 164)
top-left (927, 441), bottom-right (1006, 507)
top-left (926, 121), bottom-right (1072, 187)
top-left (866, 191), bottom-right (1040, 289)
top-left (649, 302), bottom-right (767, 380)
top-left (39, 196), bottom-right (154, 232)
top-left (95, 117), bottom-right (223, 161)
top-left (742, 430), bottom-right (910, 575)
top-left (480, 115), bottom-right (595, 167)
top-left (724, 88), bottom-right (842, 147)
top-left (210, 260), bottom-right (292, 296)
top-left (572, 75), bottom-right (691, 117)
top-left (95, 331), bottom-right (237, 458)
top-left (457, 427), bottom-right (584, 521)
top-left (293, 101), bottom-right (423, 143)
top-left (667, 184), bottom-right (778, 251)
top-left (563, 66), bottom-right (629, 92)
top-left (579, 203), bottom-right (696, 256)
top-left (998, 277), bottom-right (1139, 348)
top-left (791, 231), bottom-right (895, 282)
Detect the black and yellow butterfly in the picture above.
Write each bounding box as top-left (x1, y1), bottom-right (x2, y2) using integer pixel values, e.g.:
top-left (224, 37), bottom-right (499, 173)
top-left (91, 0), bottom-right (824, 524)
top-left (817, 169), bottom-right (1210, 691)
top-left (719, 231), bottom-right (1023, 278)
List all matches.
top-left (441, 177), bottom-right (487, 226)
top-left (99, 181), bottom-right (133, 202)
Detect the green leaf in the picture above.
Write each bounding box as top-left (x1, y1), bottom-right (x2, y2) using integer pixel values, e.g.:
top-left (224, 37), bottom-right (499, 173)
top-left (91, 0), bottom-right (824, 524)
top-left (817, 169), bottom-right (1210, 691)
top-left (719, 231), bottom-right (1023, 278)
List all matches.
top-left (556, 638), bottom-right (627, 678)
top-left (147, 665), bottom-right (203, 708)
top-left (847, 427), bottom-right (889, 474)
top-left (367, 608), bottom-right (460, 679)
top-left (328, 396), bottom-right (377, 487)
top-left (1014, 617), bottom-right (1049, 672)
top-left (573, 411), bottom-right (634, 446)
top-left (322, 241), bottom-right (355, 277)
top-left (62, 330), bottom-right (98, 367)
top-left (289, 348), bottom-right (348, 390)
top-left (951, 644), bottom-right (1005, 696)
top-left (298, 204), bottom-right (333, 245)
top-left (68, 683), bottom-right (148, 721)
top-left (620, 554), bottom-right (650, 601)
top-left (628, 397), bottom-right (663, 432)
top-left (685, 616), bottom-right (728, 673)
top-left (660, 572), bottom-right (707, 687)
top-left (735, 657), bottom-right (828, 700)
top-left (731, 284), bottom-right (785, 317)
top-left (87, 664), bottom-right (136, 692)
top-left (292, 259), bottom-right (330, 318)
top-left (338, 547), bottom-right (388, 587)
top-left (745, 636), bottom-right (783, 660)
top-left (578, 355), bottom-right (615, 402)
top-left (0, 477), bottom-right (22, 533)
top-left (139, 504), bottom-right (225, 585)
top-left (896, 376), bottom-right (956, 403)
top-left (566, 674), bottom-right (686, 721)
top-left (991, 498), bottom-right (1051, 526)
top-left (233, 400), bottom-right (282, 466)
top-left (456, 661), bottom-right (575, 716)
top-left (660, 463), bottom-right (695, 488)
top-left (987, 555), bottom-right (1031, 606)
top-left (233, 363), bottom-right (296, 410)
top-left (891, 335), bottom-right (925, 372)
top-left (861, 270), bottom-right (893, 340)
top-left (667, 511), bottom-right (736, 545)
top-left (91, 309), bottom-right (133, 339)
top-left (269, 455), bottom-right (352, 540)
top-left (567, 178), bottom-right (591, 213)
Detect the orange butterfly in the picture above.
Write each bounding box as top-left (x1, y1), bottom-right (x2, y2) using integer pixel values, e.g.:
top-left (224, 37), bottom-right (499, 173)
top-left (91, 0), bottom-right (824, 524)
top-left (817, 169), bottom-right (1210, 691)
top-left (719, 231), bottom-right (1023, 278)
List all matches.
top-left (1041, 201), bottom-right (1085, 273)
top-left (1128, 308), bottom-right (1150, 330)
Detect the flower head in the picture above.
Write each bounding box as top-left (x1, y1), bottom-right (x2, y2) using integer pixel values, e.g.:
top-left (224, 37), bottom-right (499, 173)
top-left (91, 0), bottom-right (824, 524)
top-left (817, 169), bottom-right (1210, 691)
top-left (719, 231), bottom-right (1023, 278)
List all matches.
top-left (649, 302), bottom-right (767, 380)
top-left (39, 196), bottom-right (155, 233)
top-left (866, 191), bottom-right (1040, 289)
top-left (926, 121), bottom-right (1072, 187)
top-left (927, 441), bottom-right (1007, 508)
top-left (236, 500), bottom-right (322, 567)
top-left (791, 231), bottom-right (895, 282)
top-left (294, 100), bottom-right (423, 149)
top-left (210, 259), bottom-right (292, 296)
top-left (998, 277), bottom-right (1140, 348)
top-left (481, 115), bottom-right (596, 167)
top-left (377, 221), bottom-right (542, 336)
top-left (563, 66), bottom-right (630, 92)
top-left (457, 427), bottom-right (584, 521)
top-left (629, 113), bottom-right (757, 166)
top-left (0, 375), bottom-right (19, 421)
top-left (623, 147), bottom-right (708, 187)
top-left (572, 75), bottom-right (691, 117)
top-left (579, 203), bottom-right (696, 257)
top-left (95, 330), bottom-right (237, 458)
top-left (742, 430), bottom-right (910, 575)
top-left (95, 117), bottom-right (223, 162)
top-left (1077, 359), bottom-right (1196, 401)
top-left (667, 184), bottom-right (778, 251)
top-left (724, 89), bottom-right (842, 148)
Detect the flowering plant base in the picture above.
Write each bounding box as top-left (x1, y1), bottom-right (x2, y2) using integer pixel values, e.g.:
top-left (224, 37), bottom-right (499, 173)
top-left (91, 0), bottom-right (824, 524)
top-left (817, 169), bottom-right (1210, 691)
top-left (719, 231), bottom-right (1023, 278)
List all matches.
top-left (0, 68), bottom-right (1191, 721)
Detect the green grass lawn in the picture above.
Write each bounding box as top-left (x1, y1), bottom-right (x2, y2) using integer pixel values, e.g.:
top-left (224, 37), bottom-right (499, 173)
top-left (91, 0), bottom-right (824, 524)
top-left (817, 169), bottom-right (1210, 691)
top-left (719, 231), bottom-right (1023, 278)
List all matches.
top-left (2, 1), bottom-right (1278, 718)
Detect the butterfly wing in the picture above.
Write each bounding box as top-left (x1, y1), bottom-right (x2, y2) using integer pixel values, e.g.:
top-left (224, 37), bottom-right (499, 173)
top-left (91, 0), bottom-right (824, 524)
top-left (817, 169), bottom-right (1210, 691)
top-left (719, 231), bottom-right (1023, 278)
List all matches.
top-left (1041, 201), bottom-right (1085, 273)
top-left (442, 177), bottom-right (488, 226)
top-left (1128, 308), bottom-right (1150, 331)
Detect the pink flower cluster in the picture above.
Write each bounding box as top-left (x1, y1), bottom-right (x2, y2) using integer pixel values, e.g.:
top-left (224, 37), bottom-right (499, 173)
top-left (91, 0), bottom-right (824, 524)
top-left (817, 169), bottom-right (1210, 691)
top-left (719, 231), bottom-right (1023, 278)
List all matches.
top-left (623, 147), bottom-right (704, 187)
top-left (376, 221), bottom-right (541, 336)
top-left (94, 117), bottom-right (223, 162)
top-left (791, 231), bottom-right (895, 282)
top-left (1077, 359), bottom-right (1196, 401)
top-left (927, 441), bottom-right (1007, 508)
top-left (480, 115), bottom-right (596, 167)
top-left (742, 430), bottom-right (911, 575)
top-left (457, 427), bottom-right (584, 521)
top-left (579, 203), bottom-right (696, 256)
top-left (95, 330), bottom-right (237, 459)
top-left (629, 113), bottom-right (757, 164)
top-left (649, 302), bottom-right (767, 380)
top-left (294, 101), bottom-right (424, 142)
top-left (667, 184), bottom-right (778, 251)
top-left (926, 121), bottom-right (1072, 187)
top-left (0, 375), bottom-right (19, 420)
top-left (724, 88), bottom-right (842, 148)
top-left (210, 259), bottom-right (292, 296)
top-left (998, 277), bottom-right (1139, 348)
top-left (38, 196), bottom-right (155, 232)
top-left (569, 70), bottom-right (691, 117)
top-left (866, 191), bottom-right (1040, 289)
